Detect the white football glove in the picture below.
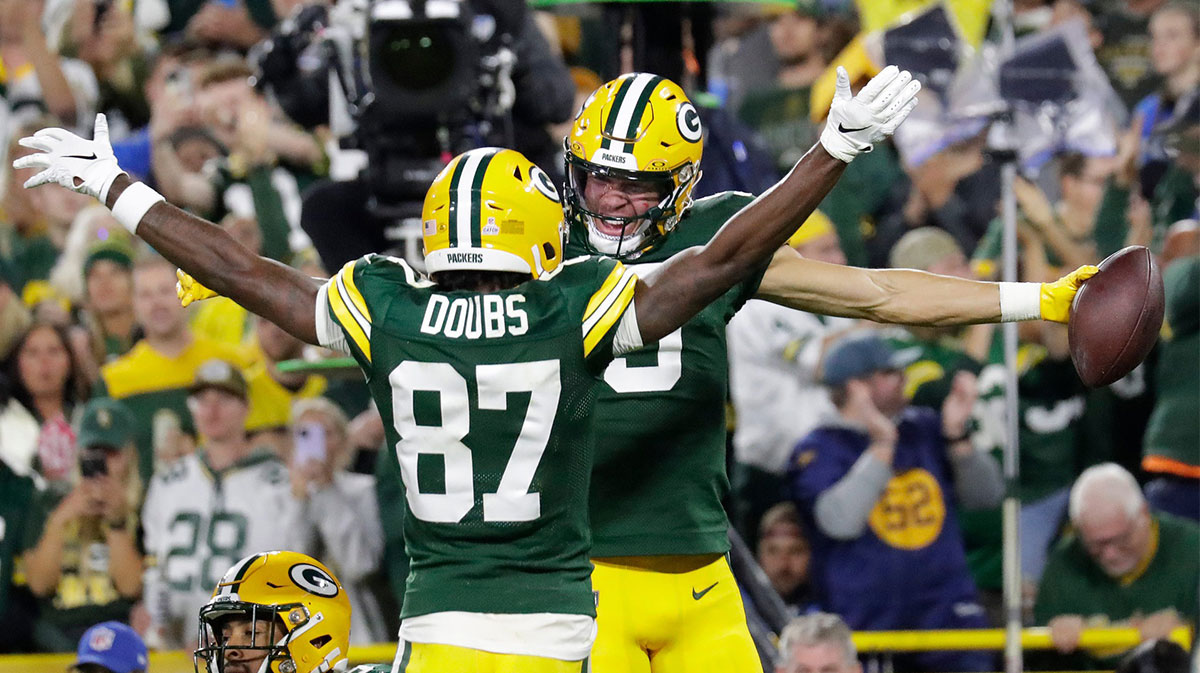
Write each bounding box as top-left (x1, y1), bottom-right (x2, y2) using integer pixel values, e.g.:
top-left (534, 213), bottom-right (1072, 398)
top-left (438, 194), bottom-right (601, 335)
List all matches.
top-left (820, 65), bottom-right (921, 163)
top-left (12, 113), bottom-right (125, 202)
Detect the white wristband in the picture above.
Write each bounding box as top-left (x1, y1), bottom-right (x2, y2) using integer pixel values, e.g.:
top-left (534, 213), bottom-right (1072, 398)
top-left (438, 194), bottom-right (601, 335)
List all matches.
top-left (111, 182), bottom-right (165, 234)
top-left (998, 282), bottom-right (1042, 322)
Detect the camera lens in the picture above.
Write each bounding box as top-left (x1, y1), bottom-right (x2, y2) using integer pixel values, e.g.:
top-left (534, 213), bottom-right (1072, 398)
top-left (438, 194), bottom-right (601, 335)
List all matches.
top-left (378, 22), bottom-right (456, 91)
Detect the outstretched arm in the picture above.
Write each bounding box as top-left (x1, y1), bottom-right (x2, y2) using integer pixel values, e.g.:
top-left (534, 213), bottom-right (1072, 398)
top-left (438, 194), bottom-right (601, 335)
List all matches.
top-left (13, 115), bottom-right (321, 344)
top-left (635, 66), bottom-right (920, 343)
top-left (756, 243), bottom-right (1097, 326)
top-left (106, 176), bottom-right (321, 343)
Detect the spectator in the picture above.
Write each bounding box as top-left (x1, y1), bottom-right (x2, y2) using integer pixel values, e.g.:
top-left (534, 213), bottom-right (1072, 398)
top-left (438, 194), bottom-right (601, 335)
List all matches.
top-left (973, 155), bottom-right (1114, 279)
top-left (21, 398), bottom-right (143, 650)
top-left (3, 321), bottom-right (89, 487)
top-left (1035, 463), bottom-right (1199, 668)
top-left (1095, 3), bottom-right (1199, 257)
top-left (1090, 0), bottom-right (1169, 111)
top-left (161, 0), bottom-right (278, 52)
top-left (0, 445), bottom-right (38, 653)
top-left (5, 118), bottom-right (96, 299)
top-left (776, 612), bottom-right (861, 673)
top-left (1141, 238), bottom-right (1198, 521)
top-left (757, 502), bottom-right (814, 615)
top-left (243, 316), bottom-right (328, 456)
top-left (139, 359), bottom-right (296, 649)
top-left (789, 334), bottom-right (1002, 672)
top-left (55, 0), bottom-right (154, 133)
top-left (0, 0), bottom-right (98, 132)
top-left (78, 239), bottom-right (139, 367)
top-left (284, 397), bottom-right (386, 644)
top-left (97, 255), bottom-right (249, 485)
top-left (727, 210), bottom-right (855, 541)
top-left (737, 0), bottom-right (827, 172)
top-left (70, 621), bottom-right (148, 673)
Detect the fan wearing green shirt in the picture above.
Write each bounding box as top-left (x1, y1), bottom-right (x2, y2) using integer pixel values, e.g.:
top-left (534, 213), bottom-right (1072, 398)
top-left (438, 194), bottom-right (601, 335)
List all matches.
top-left (1035, 463), bottom-right (1199, 669)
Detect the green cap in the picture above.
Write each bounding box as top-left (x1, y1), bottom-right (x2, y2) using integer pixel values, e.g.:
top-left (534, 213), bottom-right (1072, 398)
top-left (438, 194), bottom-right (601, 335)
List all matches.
top-left (77, 398), bottom-right (136, 449)
top-left (83, 241), bottom-right (134, 278)
top-left (189, 359), bottom-right (248, 400)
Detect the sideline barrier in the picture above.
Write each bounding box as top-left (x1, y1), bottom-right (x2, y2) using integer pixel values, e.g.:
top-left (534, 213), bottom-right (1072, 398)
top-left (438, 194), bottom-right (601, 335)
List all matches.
top-left (0, 627), bottom-right (1189, 673)
top-left (851, 626), bottom-right (1193, 653)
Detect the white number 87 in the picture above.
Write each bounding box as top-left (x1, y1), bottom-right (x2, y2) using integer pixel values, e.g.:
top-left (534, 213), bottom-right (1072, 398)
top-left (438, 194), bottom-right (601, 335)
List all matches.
top-left (390, 360), bottom-right (561, 524)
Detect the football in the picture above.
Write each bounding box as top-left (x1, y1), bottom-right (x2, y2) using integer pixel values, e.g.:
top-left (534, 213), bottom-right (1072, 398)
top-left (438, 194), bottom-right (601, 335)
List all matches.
top-left (1068, 246), bottom-right (1164, 387)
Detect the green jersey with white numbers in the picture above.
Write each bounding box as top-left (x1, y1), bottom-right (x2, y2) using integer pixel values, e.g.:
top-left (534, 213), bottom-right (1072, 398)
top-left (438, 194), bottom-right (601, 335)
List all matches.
top-left (567, 192), bottom-right (768, 557)
top-left (319, 254), bottom-right (637, 619)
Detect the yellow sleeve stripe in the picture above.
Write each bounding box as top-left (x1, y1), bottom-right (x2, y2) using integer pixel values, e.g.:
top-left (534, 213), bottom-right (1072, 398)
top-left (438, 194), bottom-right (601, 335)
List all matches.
top-left (327, 262), bottom-right (372, 363)
top-left (340, 259), bottom-right (373, 324)
top-left (583, 267), bottom-right (638, 356)
top-left (583, 262), bottom-right (627, 323)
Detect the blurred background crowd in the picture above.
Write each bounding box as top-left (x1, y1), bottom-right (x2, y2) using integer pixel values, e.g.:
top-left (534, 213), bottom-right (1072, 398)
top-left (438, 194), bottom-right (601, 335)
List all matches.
top-left (0, 0), bottom-right (1195, 671)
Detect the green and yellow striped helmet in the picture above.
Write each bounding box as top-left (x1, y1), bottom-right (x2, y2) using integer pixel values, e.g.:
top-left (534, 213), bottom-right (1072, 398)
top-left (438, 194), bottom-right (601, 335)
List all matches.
top-left (564, 73), bottom-right (704, 259)
top-left (422, 148), bottom-right (565, 278)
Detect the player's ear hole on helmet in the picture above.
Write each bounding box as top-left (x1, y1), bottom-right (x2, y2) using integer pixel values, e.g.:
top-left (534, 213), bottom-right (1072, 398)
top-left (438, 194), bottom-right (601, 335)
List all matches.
top-left (543, 242), bottom-right (557, 260)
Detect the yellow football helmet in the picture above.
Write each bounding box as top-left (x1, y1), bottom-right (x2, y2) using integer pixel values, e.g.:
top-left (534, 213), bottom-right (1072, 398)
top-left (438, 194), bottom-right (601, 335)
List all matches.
top-left (564, 73), bottom-right (704, 259)
top-left (194, 551), bottom-right (351, 673)
top-left (422, 147), bottom-right (565, 278)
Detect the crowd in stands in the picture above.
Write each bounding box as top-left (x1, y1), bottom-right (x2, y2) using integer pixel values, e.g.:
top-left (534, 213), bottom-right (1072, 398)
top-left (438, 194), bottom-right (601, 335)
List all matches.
top-left (0, 0), bottom-right (1195, 671)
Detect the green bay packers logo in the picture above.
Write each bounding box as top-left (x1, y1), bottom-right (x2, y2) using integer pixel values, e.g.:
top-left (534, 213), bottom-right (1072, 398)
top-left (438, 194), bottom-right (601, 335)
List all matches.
top-left (676, 102), bottom-right (702, 143)
top-left (868, 469), bottom-right (945, 550)
top-left (530, 166), bottom-right (559, 202)
top-left (289, 563), bottom-right (339, 597)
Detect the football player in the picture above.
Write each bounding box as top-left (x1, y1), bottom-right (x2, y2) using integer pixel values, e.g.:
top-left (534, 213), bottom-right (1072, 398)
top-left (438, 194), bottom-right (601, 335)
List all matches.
top-left (14, 64), bottom-right (917, 670)
top-left (562, 71), bottom-right (1098, 671)
top-left (195, 551), bottom-right (354, 673)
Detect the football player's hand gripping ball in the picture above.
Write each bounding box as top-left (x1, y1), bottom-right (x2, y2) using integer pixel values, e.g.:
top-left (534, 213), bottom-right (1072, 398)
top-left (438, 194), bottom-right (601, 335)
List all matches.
top-left (177, 269), bottom-right (219, 308)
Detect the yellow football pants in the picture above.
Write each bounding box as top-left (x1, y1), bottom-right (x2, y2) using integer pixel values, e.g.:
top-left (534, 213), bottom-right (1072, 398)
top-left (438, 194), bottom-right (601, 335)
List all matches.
top-left (590, 554), bottom-right (761, 673)
top-left (394, 640), bottom-right (590, 672)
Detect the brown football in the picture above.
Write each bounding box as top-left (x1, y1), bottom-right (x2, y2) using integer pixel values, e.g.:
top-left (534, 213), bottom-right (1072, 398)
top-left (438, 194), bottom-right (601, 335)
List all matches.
top-left (1068, 246), bottom-right (1164, 387)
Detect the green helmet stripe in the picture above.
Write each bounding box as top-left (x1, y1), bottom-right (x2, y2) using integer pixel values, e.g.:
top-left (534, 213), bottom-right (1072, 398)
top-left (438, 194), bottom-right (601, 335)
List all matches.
top-left (469, 151), bottom-right (496, 248)
top-left (620, 75), bottom-right (664, 153)
top-left (601, 75), bottom-right (636, 151)
top-left (446, 156), bottom-right (469, 248)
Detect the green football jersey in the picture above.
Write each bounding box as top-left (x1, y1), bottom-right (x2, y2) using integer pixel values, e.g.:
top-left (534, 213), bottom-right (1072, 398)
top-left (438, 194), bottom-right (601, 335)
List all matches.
top-left (566, 191), bottom-right (769, 557)
top-left (347, 666), bottom-right (391, 673)
top-left (319, 254), bottom-right (637, 620)
top-left (1143, 257), bottom-right (1199, 472)
top-left (0, 461), bottom-right (35, 614)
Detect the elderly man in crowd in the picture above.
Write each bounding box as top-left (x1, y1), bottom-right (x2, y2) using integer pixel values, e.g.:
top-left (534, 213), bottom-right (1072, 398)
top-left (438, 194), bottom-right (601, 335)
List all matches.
top-left (1035, 463), bottom-right (1199, 668)
top-left (776, 612), bottom-right (861, 673)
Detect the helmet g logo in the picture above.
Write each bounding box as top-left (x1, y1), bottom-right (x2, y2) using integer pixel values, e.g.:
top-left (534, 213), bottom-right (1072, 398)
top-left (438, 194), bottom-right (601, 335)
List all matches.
top-left (530, 166), bottom-right (560, 203)
top-left (289, 564), bottom-right (339, 597)
top-left (676, 103), bottom-right (702, 143)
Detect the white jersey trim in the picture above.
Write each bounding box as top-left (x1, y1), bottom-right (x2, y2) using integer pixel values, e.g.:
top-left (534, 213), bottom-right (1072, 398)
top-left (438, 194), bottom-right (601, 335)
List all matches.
top-left (398, 611), bottom-right (596, 660)
top-left (315, 283), bottom-right (351, 355)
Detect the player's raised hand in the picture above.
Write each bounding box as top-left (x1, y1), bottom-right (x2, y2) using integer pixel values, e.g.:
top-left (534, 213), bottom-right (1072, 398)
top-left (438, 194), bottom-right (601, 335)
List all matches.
top-left (821, 65), bottom-right (921, 163)
top-left (12, 114), bottom-right (125, 202)
top-left (1040, 265), bottom-right (1099, 323)
top-left (177, 269), bottom-right (219, 307)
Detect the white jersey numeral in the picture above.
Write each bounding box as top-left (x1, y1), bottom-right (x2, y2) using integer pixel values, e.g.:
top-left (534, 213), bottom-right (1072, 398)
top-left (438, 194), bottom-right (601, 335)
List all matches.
top-left (390, 360), bottom-right (561, 523)
top-left (603, 327), bottom-right (683, 393)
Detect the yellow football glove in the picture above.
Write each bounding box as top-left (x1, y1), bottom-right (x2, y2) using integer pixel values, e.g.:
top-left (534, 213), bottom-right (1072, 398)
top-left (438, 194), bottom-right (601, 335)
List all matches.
top-left (1041, 265), bottom-right (1099, 323)
top-left (176, 269), bottom-right (219, 308)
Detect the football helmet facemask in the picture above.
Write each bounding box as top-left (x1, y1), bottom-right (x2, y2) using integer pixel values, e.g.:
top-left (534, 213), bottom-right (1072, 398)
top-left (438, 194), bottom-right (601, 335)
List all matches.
top-left (194, 551), bottom-right (351, 673)
top-left (423, 147), bottom-right (566, 278)
top-left (564, 73), bottom-right (704, 259)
